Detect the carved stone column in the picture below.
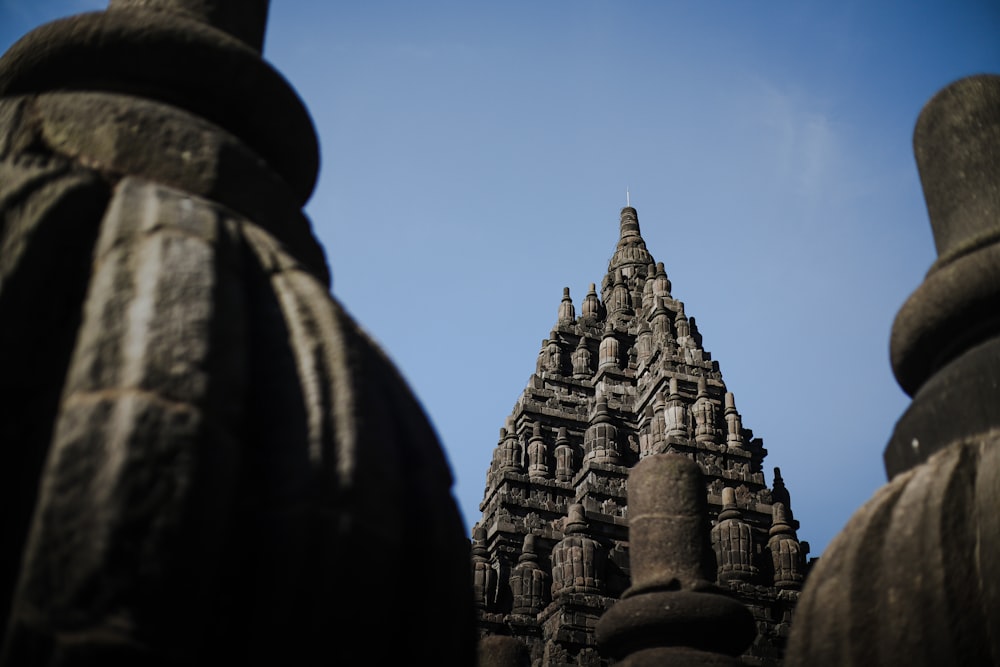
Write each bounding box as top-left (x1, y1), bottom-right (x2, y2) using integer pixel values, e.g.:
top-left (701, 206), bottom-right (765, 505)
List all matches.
top-left (595, 454), bottom-right (756, 666)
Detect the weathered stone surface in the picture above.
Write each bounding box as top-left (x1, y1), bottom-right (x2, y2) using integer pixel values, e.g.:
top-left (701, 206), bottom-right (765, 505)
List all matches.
top-left (473, 206), bottom-right (807, 665)
top-left (0, 155), bottom-right (110, 640)
top-left (595, 455), bottom-right (756, 667)
top-left (785, 73), bottom-right (1000, 667)
top-left (0, 2), bottom-right (475, 665)
top-left (0, 8), bottom-right (318, 203)
top-left (478, 635), bottom-right (532, 667)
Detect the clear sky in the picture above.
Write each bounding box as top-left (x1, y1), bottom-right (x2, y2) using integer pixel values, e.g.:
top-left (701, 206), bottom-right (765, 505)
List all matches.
top-left (3, 1), bottom-right (999, 558)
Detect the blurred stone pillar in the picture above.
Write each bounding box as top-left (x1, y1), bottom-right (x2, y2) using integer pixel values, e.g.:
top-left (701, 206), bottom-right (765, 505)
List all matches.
top-left (785, 73), bottom-right (1000, 666)
top-left (0, 2), bottom-right (474, 664)
top-left (595, 454), bottom-right (756, 666)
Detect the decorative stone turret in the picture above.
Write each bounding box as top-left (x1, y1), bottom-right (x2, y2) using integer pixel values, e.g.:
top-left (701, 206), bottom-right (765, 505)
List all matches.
top-left (595, 455), bottom-right (756, 666)
top-left (768, 503), bottom-right (804, 590)
top-left (652, 261), bottom-right (672, 298)
top-left (650, 296), bottom-right (672, 337)
top-left (554, 427), bottom-right (575, 482)
top-left (598, 321), bottom-right (620, 370)
top-left (527, 422), bottom-right (550, 480)
top-left (692, 376), bottom-right (718, 444)
top-left (473, 526), bottom-right (498, 610)
top-left (582, 283), bottom-right (601, 322)
top-left (608, 269), bottom-right (633, 317)
top-left (572, 335), bottom-right (593, 379)
top-left (634, 319), bottom-right (653, 365)
top-left (511, 534), bottom-right (551, 617)
top-left (551, 505), bottom-right (605, 596)
top-left (558, 287), bottom-right (576, 324)
top-left (583, 397), bottom-right (621, 465)
top-left (712, 487), bottom-right (757, 583)
top-left (724, 392), bottom-right (745, 450)
top-left (496, 426), bottom-right (523, 474)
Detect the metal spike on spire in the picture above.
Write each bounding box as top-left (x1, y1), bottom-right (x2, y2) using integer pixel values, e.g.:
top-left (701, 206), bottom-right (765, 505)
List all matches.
top-left (626, 187), bottom-right (631, 207)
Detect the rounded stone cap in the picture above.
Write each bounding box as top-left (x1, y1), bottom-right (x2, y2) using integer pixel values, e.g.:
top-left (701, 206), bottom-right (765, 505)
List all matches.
top-left (891, 73), bottom-right (1000, 396)
top-left (0, 7), bottom-right (319, 204)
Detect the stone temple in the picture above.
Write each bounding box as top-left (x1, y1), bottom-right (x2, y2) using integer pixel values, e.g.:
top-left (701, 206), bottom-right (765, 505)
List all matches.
top-left (2, 2), bottom-right (998, 666)
top-left (471, 206), bottom-right (810, 666)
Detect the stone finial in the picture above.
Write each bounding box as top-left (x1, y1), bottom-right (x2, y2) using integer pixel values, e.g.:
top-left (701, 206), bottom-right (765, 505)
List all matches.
top-left (472, 526), bottom-right (497, 610)
top-left (609, 268), bottom-right (632, 315)
top-left (783, 78), bottom-right (1000, 664)
top-left (675, 305), bottom-right (691, 339)
top-left (771, 466), bottom-right (792, 516)
top-left (551, 504), bottom-right (604, 595)
top-left (692, 377), bottom-right (718, 444)
top-left (557, 286), bottom-right (576, 324)
top-left (653, 261), bottom-right (673, 297)
top-left (598, 320), bottom-right (620, 370)
top-left (712, 487), bottom-right (757, 583)
top-left (544, 338), bottom-right (562, 375)
top-left (571, 336), bottom-right (592, 378)
top-left (497, 426), bottom-right (523, 474)
top-left (644, 390), bottom-right (667, 457)
top-left (642, 263), bottom-right (656, 303)
top-left (527, 422), bottom-right (549, 480)
top-left (650, 295), bottom-right (672, 337)
top-left (768, 503), bottom-right (803, 589)
top-left (635, 318), bottom-right (653, 364)
top-left (595, 455), bottom-right (756, 665)
top-left (886, 73), bottom-right (1000, 475)
top-left (554, 426), bottom-right (575, 482)
top-left (584, 396), bottom-right (621, 465)
top-left (510, 533), bottom-right (550, 616)
top-left (724, 392), bottom-right (744, 449)
top-left (582, 282), bottom-right (601, 321)
top-left (663, 377), bottom-right (689, 440)
top-left (0, 0), bottom-right (319, 204)
top-left (620, 206), bottom-right (641, 239)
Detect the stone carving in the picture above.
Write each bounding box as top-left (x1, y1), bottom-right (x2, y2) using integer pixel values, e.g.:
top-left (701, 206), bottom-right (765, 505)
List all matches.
top-left (581, 282), bottom-right (602, 322)
top-left (786, 73), bottom-right (1000, 667)
top-left (598, 320), bottom-right (620, 370)
top-left (0, 2), bottom-right (474, 665)
top-left (767, 503), bottom-right (804, 590)
top-left (550, 504), bottom-right (604, 595)
top-left (693, 376), bottom-right (719, 444)
top-left (595, 455), bottom-right (756, 665)
top-left (545, 338), bottom-right (563, 374)
top-left (527, 422), bottom-right (550, 479)
top-left (583, 396), bottom-right (621, 465)
top-left (553, 427), bottom-right (575, 482)
top-left (495, 426), bottom-right (524, 474)
top-left (724, 392), bottom-right (745, 449)
top-left (558, 286), bottom-right (576, 324)
top-left (473, 526), bottom-right (498, 610)
top-left (663, 377), bottom-right (689, 440)
top-left (572, 335), bottom-right (593, 378)
top-left (510, 534), bottom-right (550, 616)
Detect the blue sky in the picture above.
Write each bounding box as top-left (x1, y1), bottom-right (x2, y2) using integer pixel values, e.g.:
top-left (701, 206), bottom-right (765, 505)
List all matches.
top-left (3, 1), bottom-right (999, 558)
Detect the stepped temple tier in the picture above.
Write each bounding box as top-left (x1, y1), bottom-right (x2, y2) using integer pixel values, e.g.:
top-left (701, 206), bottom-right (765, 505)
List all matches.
top-left (472, 206), bottom-right (812, 666)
